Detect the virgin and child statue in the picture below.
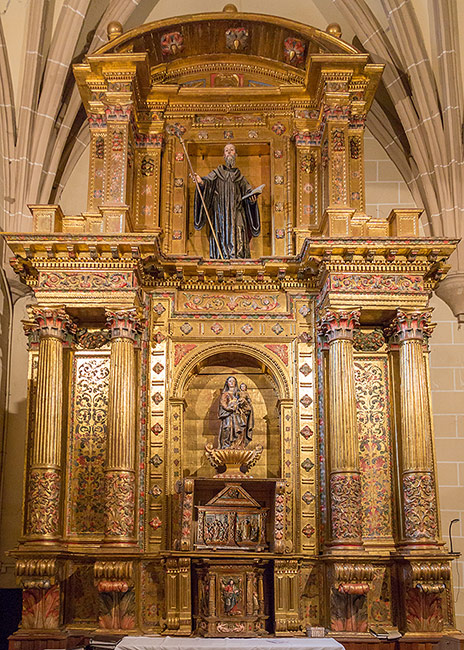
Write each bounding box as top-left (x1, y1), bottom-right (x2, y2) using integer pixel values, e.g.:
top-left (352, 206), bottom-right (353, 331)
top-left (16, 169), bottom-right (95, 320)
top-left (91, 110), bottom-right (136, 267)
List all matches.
top-left (193, 144), bottom-right (261, 259)
top-left (218, 376), bottom-right (254, 449)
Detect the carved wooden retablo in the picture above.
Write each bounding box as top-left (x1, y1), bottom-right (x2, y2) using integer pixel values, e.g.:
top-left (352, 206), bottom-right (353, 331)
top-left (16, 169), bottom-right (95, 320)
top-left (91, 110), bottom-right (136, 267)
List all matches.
top-left (2, 6), bottom-right (459, 647)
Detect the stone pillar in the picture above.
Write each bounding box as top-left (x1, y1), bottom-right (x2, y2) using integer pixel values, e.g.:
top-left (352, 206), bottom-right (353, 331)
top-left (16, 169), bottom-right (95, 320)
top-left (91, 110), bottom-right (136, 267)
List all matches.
top-left (389, 309), bottom-right (439, 546)
top-left (318, 309), bottom-right (363, 550)
top-left (24, 307), bottom-right (76, 542)
top-left (104, 309), bottom-right (143, 544)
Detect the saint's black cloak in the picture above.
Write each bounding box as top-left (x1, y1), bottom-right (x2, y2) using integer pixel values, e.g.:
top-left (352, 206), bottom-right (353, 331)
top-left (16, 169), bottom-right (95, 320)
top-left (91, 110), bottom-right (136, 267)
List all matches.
top-left (193, 164), bottom-right (261, 259)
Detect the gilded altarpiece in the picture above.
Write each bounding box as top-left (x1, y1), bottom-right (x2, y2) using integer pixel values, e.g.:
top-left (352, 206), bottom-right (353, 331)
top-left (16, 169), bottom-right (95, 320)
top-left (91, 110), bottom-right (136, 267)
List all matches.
top-left (3, 8), bottom-right (460, 649)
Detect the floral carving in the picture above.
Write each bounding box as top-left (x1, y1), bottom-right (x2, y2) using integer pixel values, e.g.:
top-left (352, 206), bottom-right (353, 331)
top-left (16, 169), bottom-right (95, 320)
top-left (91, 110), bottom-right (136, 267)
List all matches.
top-left (301, 458), bottom-right (314, 472)
top-left (153, 331), bottom-right (166, 344)
top-left (302, 491), bottom-right (315, 505)
top-left (153, 303), bottom-right (166, 315)
top-left (27, 469), bottom-right (60, 536)
top-left (112, 130), bottom-right (124, 152)
top-left (241, 324), bottom-right (253, 335)
top-left (211, 322), bottom-right (223, 335)
top-left (300, 154), bottom-right (316, 174)
top-left (302, 523), bottom-right (315, 538)
top-left (299, 363), bottom-right (312, 376)
top-left (174, 343), bottom-right (197, 365)
top-left (149, 517), bottom-right (162, 531)
top-left (405, 587), bottom-right (443, 632)
top-left (141, 156), bottom-right (155, 176)
top-left (349, 136), bottom-right (361, 159)
top-left (354, 359), bottom-right (392, 538)
top-left (76, 329), bottom-right (110, 349)
top-left (150, 454), bottom-right (163, 468)
top-left (151, 423), bottom-right (163, 435)
top-left (95, 136), bottom-right (105, 159)
top-left (180, 322), bottom-right (193, 335)
top-left (272, 122), bottom-right (286, 135)
top-left (403, 472), bottom-right (438, 540)
top-left (182, 293), bottom-right (280, 312)
top-left (104, 471), bottom-right (135, 537)
top-left (264, 344), bottom-right (288, 365)
top-left (300, 426), bottom-right (313, 440)
top-left (38, 271), bottom-right (133, 291)
top-left (331, 274), bottom-right (423, 295)
top-left (152, 392), bottom-right (163, 405)
top-left (331, 129), bottom-right (345, 152)
top-left (272, 323), bottom-right (284, 335)
top-left (68, 357), bottom-right (109, 534)
top-left (22, 584), bottom-right (60, 629)
top-left (353, 330), bottom-right (385, 351)
top-left (330, 473), bottom-right (363, 540)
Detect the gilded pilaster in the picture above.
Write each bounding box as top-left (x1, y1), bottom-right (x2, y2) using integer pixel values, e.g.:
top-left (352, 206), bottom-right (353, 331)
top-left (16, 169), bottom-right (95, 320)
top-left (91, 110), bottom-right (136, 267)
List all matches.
top-left (274, 559), bottom-right (301, 635)
top-left (388, 309), bottom-right (439, 546)
top-left (100, 107), bottom-right (133, 232)
top-left (24, 307), bottom-right (75, 541)
top-left (105, 309), bottom-right (143, 544)
top-left (318, 309), bottom-right (363, 550)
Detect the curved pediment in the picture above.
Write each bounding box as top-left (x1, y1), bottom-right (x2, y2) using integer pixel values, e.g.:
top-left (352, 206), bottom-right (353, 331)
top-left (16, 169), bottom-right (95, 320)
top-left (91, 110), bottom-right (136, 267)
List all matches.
top-left (90, 9), bottom-right (359, 89)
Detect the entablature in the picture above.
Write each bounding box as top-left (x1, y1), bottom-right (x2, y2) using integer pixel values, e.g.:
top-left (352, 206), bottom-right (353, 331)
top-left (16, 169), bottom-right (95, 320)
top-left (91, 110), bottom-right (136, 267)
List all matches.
top-left (5, 232), bottom-right (457, 294)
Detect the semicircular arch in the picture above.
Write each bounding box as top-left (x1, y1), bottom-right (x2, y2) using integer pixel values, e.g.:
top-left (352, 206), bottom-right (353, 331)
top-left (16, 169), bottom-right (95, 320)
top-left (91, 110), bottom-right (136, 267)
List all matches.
top-left (171, 342), bottom-right (291, 401)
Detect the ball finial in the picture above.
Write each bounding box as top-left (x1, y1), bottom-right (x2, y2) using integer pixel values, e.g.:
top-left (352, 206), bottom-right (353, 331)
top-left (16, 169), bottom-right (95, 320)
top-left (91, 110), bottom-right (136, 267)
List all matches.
top-left (326, 23), bottom-right (342, 39)
top-left (107, 21), bottom-right (123, 41)
top-left (223, 4), bottom-right (238, 12)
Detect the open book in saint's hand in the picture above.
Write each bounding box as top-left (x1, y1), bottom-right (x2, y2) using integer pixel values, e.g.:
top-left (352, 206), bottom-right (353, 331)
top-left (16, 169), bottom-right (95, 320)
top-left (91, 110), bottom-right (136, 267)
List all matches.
top-left (241, 184), bottom-right (265, 201)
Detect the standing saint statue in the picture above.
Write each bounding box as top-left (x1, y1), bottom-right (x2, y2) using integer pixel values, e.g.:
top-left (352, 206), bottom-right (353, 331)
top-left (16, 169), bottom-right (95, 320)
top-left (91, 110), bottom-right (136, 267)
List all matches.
top-left (218, 376), bottom-right (254, 449)
top-left (193, 144), bottom-right (261, 259)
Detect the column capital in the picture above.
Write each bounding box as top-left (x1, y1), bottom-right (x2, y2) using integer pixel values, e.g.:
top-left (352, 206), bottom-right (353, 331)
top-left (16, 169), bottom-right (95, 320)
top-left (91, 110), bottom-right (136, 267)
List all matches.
top-left (317, 308), bottom-right (360, 343)
top-left (25, 306), bottom-right (76, 343)
top-left (386, 308), bottom-right (435, 343)
top-left (105, 308), bottom-right (144, 342)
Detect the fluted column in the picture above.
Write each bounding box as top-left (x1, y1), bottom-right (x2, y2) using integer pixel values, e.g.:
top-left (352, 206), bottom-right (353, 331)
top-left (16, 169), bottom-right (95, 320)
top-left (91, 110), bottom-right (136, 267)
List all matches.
top-left (104, 309), bottom-right (143, 544)
top-left (389, 309), bottom-right (439, 546)
top-left (24, 307), bottom-right (76, 541)
top-left (318, 309), bottom-right (363, 550)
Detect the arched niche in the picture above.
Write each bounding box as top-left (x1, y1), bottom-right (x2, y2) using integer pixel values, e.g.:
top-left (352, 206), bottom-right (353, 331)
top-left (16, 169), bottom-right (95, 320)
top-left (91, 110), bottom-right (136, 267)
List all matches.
top-left (170, 344), bottom-right (291, 481)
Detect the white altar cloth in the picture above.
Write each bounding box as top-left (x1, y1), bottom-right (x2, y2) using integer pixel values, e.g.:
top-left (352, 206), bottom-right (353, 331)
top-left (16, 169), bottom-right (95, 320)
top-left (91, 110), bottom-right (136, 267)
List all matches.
top-left (117, 637), bottom-right (345, 650)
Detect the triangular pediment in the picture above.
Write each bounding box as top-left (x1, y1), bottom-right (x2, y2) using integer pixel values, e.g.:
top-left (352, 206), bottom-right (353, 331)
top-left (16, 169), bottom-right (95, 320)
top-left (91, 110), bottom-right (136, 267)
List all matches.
top-left (205, 484), bottom-right (261, 509)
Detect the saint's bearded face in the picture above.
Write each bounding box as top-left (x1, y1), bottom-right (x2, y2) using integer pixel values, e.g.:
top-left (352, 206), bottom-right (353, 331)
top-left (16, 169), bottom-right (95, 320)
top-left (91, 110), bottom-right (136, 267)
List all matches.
top-left (224, 144), bottom-right (236, 168)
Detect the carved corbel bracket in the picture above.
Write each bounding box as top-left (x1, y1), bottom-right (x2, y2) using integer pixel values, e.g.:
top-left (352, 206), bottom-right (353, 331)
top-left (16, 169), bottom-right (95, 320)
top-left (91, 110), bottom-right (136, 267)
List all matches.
top-left (410, 561), bottom-right (451, 594)
top-left (334, 562), bottom-right (375, 595)
top-left (16, 558), bottom-right (65, 589)
top-left (94, 560), bottom-right (134, 593)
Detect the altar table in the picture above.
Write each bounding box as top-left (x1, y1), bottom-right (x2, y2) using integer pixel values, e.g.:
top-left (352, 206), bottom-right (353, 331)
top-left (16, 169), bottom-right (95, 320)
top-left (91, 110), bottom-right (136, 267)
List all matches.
top-left (116, 637), bottom-right (345, 650)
